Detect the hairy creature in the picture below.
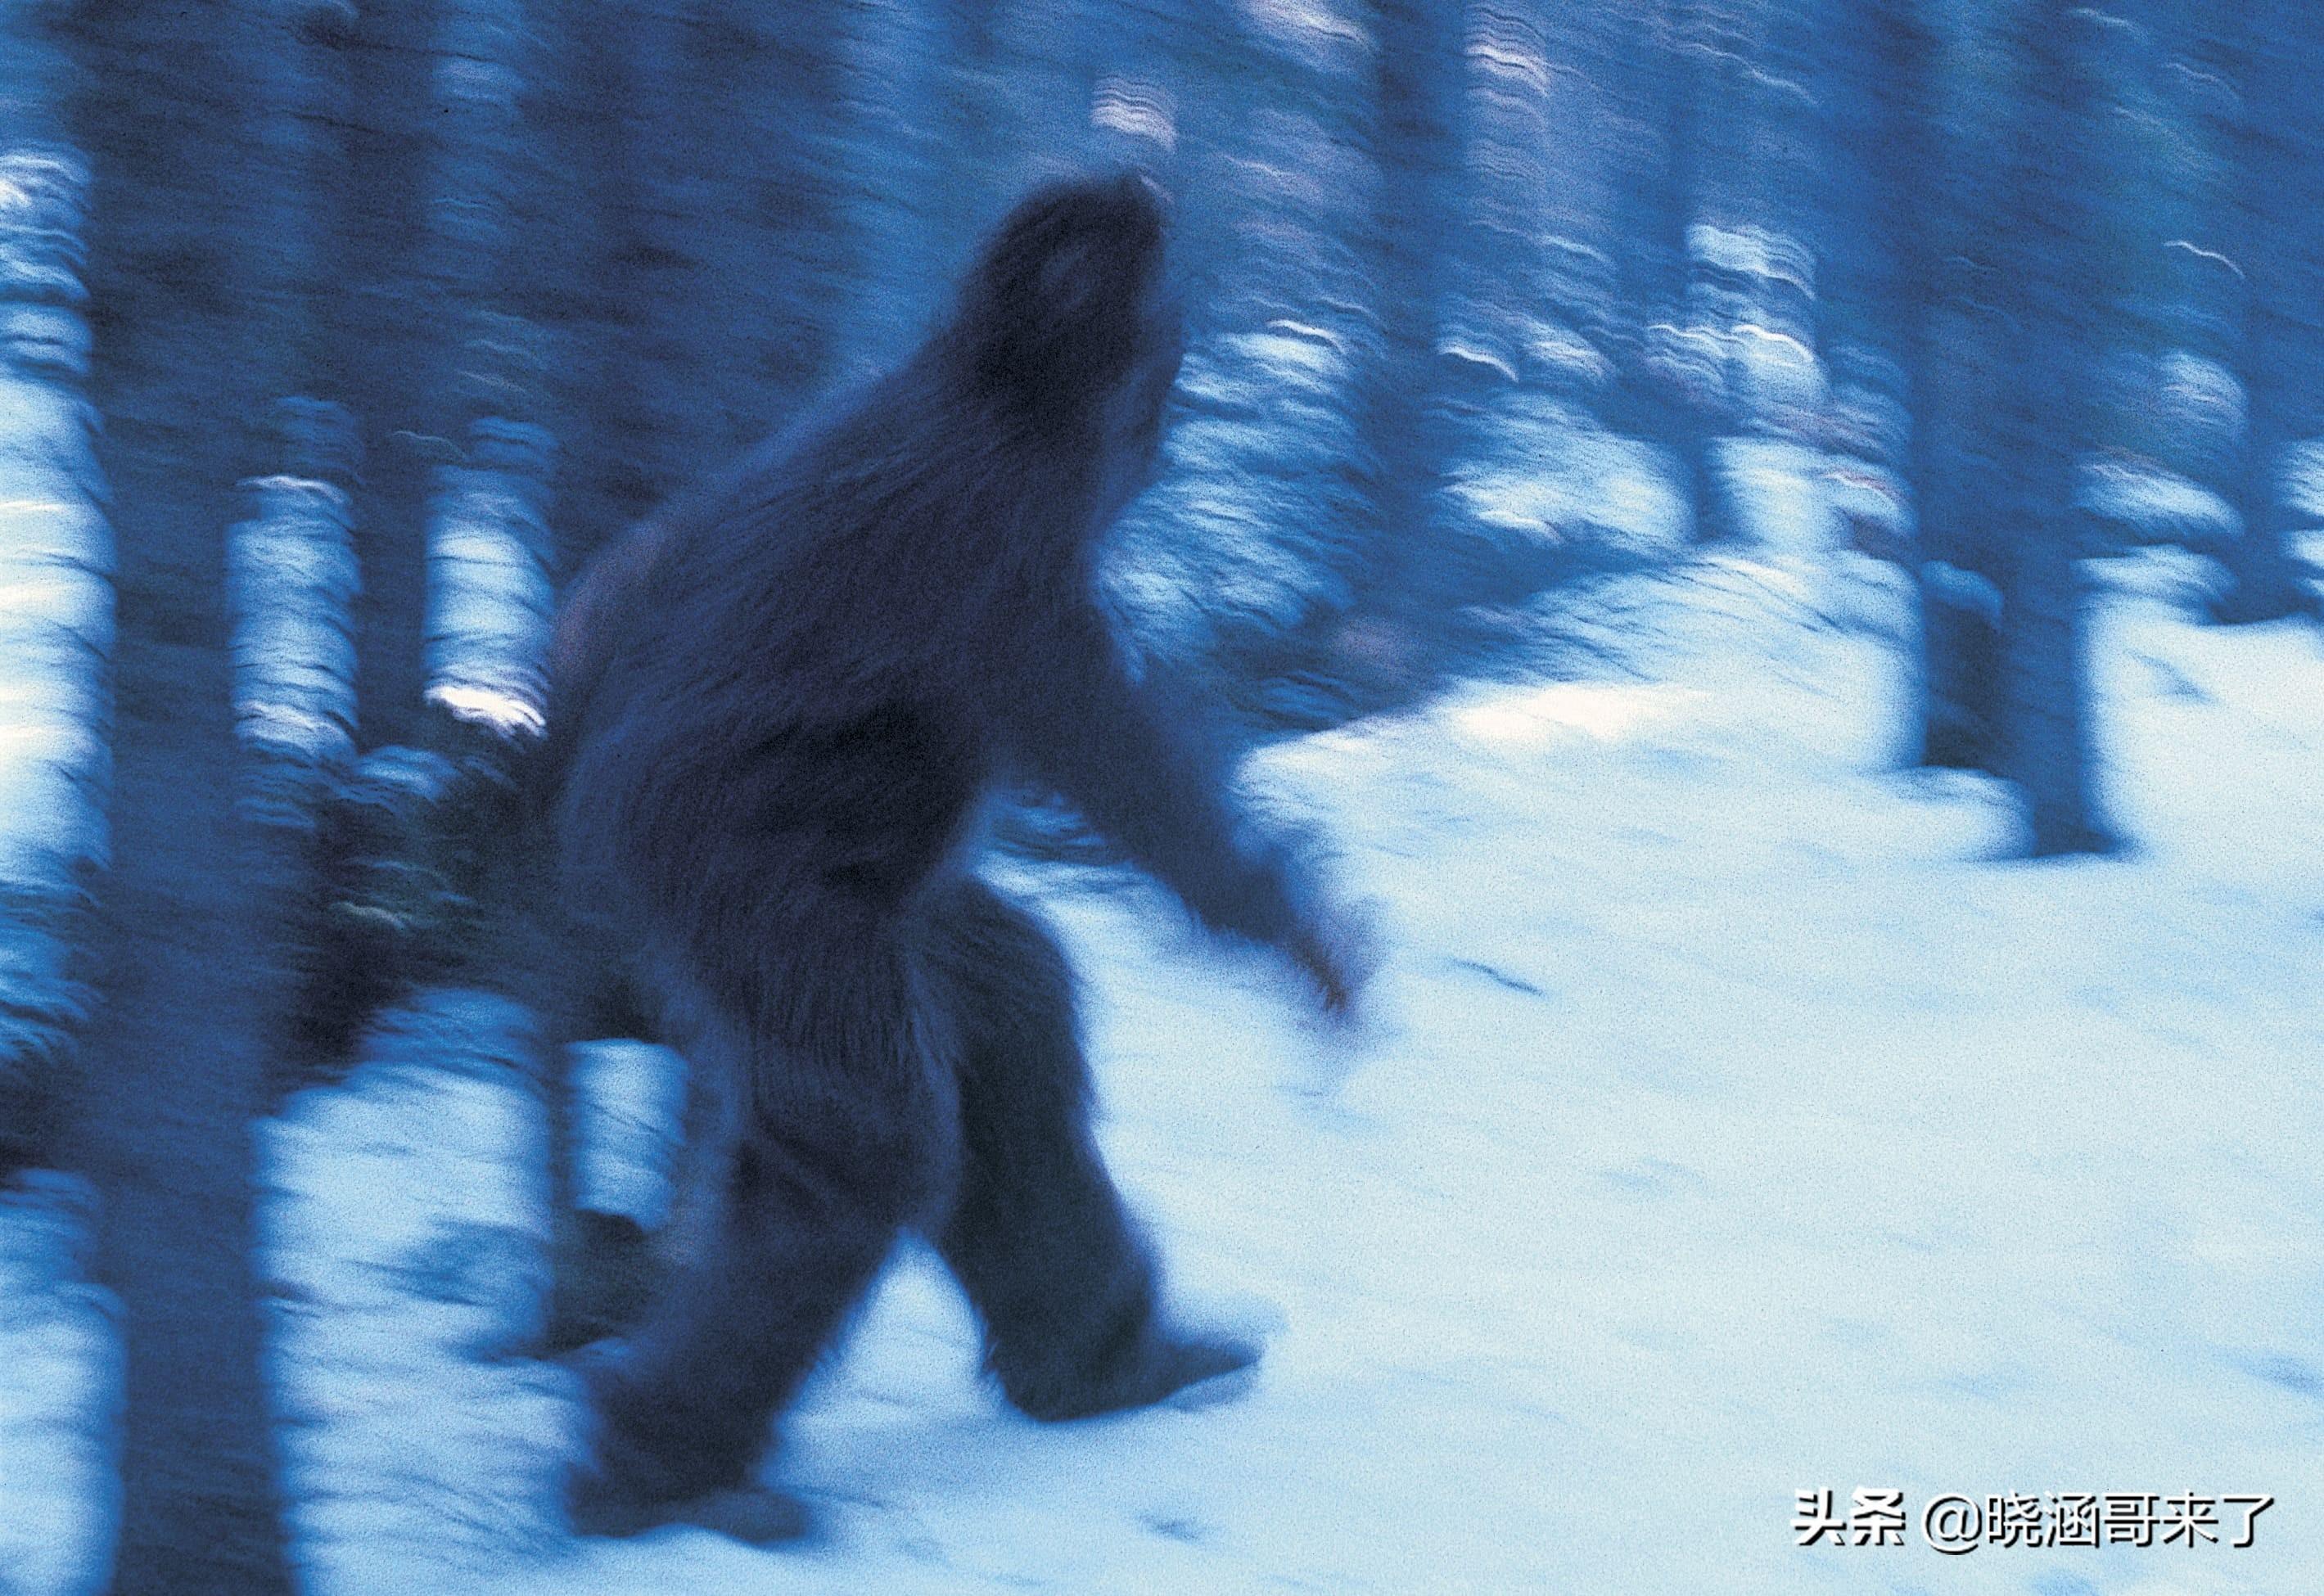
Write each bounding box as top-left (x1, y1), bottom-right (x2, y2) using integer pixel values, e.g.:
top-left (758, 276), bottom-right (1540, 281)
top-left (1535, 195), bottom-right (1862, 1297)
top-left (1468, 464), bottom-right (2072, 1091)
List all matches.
top-left (545, 173), bottom-right (1364, 1536)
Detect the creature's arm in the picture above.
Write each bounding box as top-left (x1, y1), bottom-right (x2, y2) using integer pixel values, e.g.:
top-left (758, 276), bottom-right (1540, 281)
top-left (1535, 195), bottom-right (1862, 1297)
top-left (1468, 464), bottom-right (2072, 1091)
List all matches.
top-left (1004, 599), bottom-right (1358, 1007)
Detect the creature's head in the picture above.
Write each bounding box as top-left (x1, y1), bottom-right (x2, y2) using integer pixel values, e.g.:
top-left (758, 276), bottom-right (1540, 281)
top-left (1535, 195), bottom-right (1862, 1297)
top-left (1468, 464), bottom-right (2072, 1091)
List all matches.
top-left (952, 171), bottom-right (1185, 467)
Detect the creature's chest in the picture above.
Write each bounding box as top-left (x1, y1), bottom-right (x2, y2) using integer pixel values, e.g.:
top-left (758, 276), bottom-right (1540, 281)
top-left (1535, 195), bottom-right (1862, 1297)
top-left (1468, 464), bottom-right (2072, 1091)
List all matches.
top-left (749, 699), bottom-right (991, 898)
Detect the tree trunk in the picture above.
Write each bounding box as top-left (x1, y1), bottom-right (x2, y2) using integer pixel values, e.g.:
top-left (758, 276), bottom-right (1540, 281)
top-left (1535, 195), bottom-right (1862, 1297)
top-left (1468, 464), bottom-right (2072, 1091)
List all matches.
top-left (0, 0), bottom-right (111, 1183)
top-left (58, 0), bottom-right (351, 1584)
top-left (0, 20), bottom-right (121, 1589)
top-left (1604, 0), bottom-right (1741, 543)
top-left (1988, 0), bottom-right (2115, 854)
top-left (1912, 2), bottom-right (2013, 772)
top-left (1811, 0), bottom-right (2001, 770)
top-left (1354, 0), bottom-right (1459, 605)
top-left (2209, 0), bottom-right (2324, 624)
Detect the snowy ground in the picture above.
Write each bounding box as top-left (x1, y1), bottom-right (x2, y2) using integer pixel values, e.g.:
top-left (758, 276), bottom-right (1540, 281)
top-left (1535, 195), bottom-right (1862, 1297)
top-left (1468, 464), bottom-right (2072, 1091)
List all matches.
top-left (11, 545), bottom-right (2324, 1594)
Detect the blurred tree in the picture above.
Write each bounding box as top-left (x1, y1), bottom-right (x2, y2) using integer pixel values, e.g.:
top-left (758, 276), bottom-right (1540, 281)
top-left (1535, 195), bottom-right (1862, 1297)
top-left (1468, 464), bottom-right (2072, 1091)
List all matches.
top-left (2204, 0), bottom-right (2324, 624)
top-left (1984, 0), bottom-right (2114, 853)
top-left (2074, 6), bottom-right (2238, 557)
top-left (1807, 0), bottom-right (1921, 469)
top-left (578, 0), bottom-right (851, 532)
top-left (1533, 1), bottom-right (1627, 397)
top-left (1438, 5), bottom-right (1572, 400)
top-left (1821, 0), bottom-right (2110, 835)
top-left (1106, 0), bottom-right (1388, 717)
top-left (417, 0), bottom-right (556, 733)
top-left (2136, 0), bottom-right (2246, 523)
top-left (1607, 0), bottom-right (1742, 543)
top-left (830, 0), bottom-right (968, 385)
top-left (0, 0), bottom-right (112, 1184)
top-left (1907, 5), bottom-right (2018, 773)
top-left (52, 0), bottom-right (364, 1582)
top-left (1423, 3), bottom-right (1622, 605)
top-left (1809, 0), bottom-right (2007, 770)
top-left (1342, 0), bottom-right (1459, 637)
top-left (1600, 0), bottom-right (1675, 422)
top-left (1747, 0), bottom-right (1818, 379)
top-left (331, 0), bottom-right (441, 751)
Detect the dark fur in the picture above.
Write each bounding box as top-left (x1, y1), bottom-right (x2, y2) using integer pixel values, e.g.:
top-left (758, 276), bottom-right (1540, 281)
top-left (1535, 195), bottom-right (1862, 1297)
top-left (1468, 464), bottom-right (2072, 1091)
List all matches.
top-left (548, 174), bottom-right (1345, 1531)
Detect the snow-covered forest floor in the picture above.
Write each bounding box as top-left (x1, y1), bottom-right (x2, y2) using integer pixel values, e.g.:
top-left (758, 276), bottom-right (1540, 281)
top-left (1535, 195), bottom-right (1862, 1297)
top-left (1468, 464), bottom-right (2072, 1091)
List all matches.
top-left (11, 534), bottom-right (2324, 1595)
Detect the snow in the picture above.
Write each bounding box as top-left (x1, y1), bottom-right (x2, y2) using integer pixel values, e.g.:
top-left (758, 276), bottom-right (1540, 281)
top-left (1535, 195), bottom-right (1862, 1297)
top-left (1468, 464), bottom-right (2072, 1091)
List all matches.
top-left (11, 543), bottom-right (2324, 1592)
top-left (0, 1172), bottom-right (116, 1596)
top-left (0, 372), bottom-right (111, 886)
top-left (1450, 417), bottom-right (1690, 555)
top-left (424, 431), bottom-right (555, 742)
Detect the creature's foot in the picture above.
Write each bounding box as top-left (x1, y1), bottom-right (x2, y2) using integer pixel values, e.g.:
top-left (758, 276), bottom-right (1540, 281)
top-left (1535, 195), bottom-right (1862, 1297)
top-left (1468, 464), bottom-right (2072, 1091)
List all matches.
top-left (568, 1467), bottom-right (811, 1544)
top-left (1005, 1325), bottom-right (1260, 1422)
top-left (562, 1341), bottom-right (804, 1544)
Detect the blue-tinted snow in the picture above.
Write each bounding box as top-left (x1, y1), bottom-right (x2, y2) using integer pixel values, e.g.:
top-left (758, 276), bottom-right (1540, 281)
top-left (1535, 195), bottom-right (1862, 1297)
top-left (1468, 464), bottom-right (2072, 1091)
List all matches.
top-left (227, 474), bottom-right (361, 774)
top-left (0, 1173), bottom-right (116, 1596)
top-left (12, 527), bottom-right (2324, 1591)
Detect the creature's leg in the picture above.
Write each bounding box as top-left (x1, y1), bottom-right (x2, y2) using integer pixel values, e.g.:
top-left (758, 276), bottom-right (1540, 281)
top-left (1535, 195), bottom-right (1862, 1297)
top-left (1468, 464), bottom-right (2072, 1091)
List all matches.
top-left (542, 953), bottom-right (672, 1354)
top-left (571, 908), bottom-right (955, 1531)
top-left (927, 877), bottom-right (1254, 1421)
